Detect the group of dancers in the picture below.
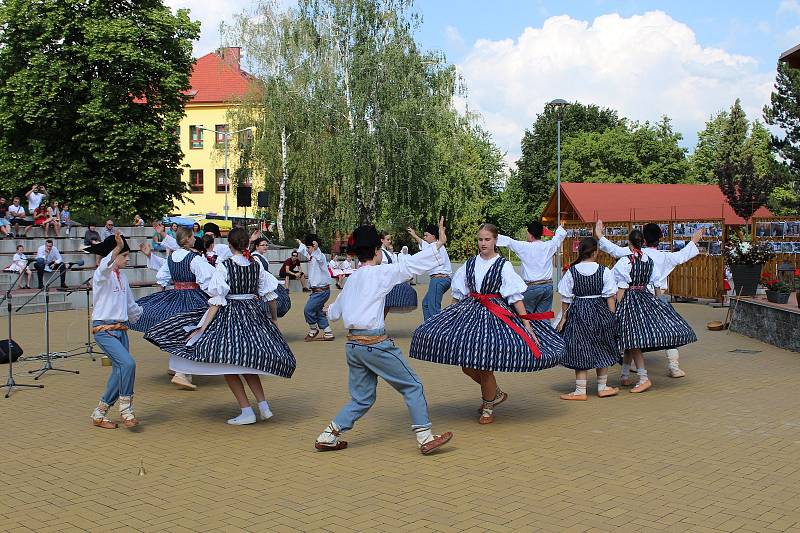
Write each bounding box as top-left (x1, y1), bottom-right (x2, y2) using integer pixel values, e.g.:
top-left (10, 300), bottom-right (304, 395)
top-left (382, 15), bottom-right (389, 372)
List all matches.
top-left (86, 216), bottom-right (701, 455)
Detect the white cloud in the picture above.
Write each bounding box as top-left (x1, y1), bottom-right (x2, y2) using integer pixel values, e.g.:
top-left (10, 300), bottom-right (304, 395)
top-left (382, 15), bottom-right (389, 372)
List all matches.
top-left (779, 0), bottom-right (800, 15)
top-left (445, 25), bottom-right (465, 51)
top-left (165, 0), bottom-right (260, 57)
top-left (456, 11), bottom-right (775, 168)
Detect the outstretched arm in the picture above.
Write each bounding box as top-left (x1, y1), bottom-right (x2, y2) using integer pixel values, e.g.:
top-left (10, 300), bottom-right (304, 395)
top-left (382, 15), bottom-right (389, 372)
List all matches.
top-left (406, 227), bottom-right (424, 245)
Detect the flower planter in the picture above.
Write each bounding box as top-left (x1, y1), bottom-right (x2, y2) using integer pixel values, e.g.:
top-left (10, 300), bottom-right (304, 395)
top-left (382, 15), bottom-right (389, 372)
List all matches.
top-left (730, 264), bottom-right (763, 296)
top-left (766, 290), bottom-right (790, 304)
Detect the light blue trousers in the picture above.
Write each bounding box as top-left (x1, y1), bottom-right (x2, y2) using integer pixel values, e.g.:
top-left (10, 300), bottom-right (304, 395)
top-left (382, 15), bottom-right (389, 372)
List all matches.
top-left (422, 276), bottom-right (450, 321)
top-left (93, 320), bottom-right (136, 405)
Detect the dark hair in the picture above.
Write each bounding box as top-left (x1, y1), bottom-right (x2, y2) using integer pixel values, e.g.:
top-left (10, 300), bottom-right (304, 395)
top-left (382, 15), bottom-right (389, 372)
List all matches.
top-left (478, 223), bottom-right (498, 238)
top-left (424, 224), bottom-right (439, 239)
top-left (642, 223), bottom-right (662, 246)
top-left (527, 220), bottom-right (544, 239)
top-left (228, 227), bottom-right (249, 253)
top-left (45, 239), bottom-right (53, 244)
top-left (303, 233), bottom-right (319, 247)
top-left (628, 229), bottom-right (644, 250)
top-left (251, 237), bottom-right (268, 251)
top-left (192, 222), bottom-right (200, 230)
top-left (202, 233), bottom-right (215, 250)
top-left (570, 237), bottom-right (598, 268)
top-left (351, 225), bottom-right (382, 262)
top-left (379, 231), bottom-right (390, 240)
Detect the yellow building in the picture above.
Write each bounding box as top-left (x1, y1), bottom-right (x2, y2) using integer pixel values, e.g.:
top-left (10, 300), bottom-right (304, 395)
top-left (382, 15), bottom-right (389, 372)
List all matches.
top-left (174, 47), bottom-right (255, 219)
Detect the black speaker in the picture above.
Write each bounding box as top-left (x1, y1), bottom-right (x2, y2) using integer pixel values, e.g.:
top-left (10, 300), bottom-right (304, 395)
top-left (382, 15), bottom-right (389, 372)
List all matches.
top-left (236, 186), bottom-right (252, 207)
top-left (0, 339), bottom-right (23, 364)
top-left (257, 191), bottom-right (270, 208)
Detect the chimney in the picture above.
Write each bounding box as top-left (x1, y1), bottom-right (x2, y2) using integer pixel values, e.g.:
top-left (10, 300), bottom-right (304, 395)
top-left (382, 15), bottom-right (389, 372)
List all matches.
top-left (217, 47), bottom-right (241, 70)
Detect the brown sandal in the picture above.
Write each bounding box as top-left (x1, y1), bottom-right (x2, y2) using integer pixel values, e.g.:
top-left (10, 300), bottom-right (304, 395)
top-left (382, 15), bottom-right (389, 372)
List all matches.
top-left (420, 432), bottom-right (453, 455)
top-left (92, 418), bottom-right (118, 429)
top-left (478, 404), bottom-right (494, 424)
top-left (314, 440), bottom-right (348, 451)
top-left (304, 330), bottom-right (320, 342)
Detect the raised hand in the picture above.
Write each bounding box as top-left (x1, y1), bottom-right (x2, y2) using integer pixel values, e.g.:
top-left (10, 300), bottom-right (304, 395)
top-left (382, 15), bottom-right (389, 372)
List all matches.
top-left (691, 227), bottom-right (704, 244)
top-left (139, 242), bottom-right (152, 257)
top-left (595, 220), bottom-right (604, 238)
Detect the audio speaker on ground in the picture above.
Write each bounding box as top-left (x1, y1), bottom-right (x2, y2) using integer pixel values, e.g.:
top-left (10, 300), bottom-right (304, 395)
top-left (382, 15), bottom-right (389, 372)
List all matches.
top-left (257, 191), bottom-right (270, 208)
top-left (236, 186), bottom-right (252, 208)
top-left (0, 339), bottom-right (23, 364)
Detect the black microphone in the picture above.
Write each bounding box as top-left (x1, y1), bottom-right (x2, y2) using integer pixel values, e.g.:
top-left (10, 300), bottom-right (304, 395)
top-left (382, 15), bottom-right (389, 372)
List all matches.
top-left (66, 260), bottom-right (85, 267)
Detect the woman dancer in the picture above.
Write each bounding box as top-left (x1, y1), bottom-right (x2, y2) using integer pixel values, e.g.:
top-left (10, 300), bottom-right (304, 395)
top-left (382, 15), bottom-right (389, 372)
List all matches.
top-left (251, 236), bottom-right (291, 318)
top-left (315, 221), bottom-right (451, 454)
top-left (410, 224), bottom-right (563, 424)
top-left (133, 227), bottom-right (220, 391)
top-left (380, 231), bottom-right (418, 317)
top-left (146, 228), bottom-right (295, 425)
top-left (556, 237), bottom-right (620, 400)
top-left (613, 230), bottom-right (697, 393)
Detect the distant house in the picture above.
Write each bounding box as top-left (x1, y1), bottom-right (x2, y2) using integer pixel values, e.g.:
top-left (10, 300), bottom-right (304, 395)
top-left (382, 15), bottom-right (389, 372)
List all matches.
top-left (540, 183), bottom-right (772, 225)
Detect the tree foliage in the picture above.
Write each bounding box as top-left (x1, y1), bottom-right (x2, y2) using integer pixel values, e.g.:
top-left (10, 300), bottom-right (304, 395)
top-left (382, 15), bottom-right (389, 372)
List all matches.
top-left (763, 62), bottom-right (800, 215)
top-left (224, 0), bottom-right (503, 257)
top-left (0, 0), bottom-right (199, 220)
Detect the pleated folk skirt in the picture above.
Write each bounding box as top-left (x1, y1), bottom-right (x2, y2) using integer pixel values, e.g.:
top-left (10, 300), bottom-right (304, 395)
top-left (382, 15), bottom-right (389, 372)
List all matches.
top-left (145, 299), bottom-right (296, 377)
top-left (275, 284), bottom-right (291, 318)
top-left (616, 289), bottom-right (697, 352)
top-left (409, 296), bottom-right (564, 372)
top-left (130, 288), bottom-right (209, 333)
top-left (560, 297), bottom-right (620, 370)
top-left (385, 282), bottom-right (418, 314)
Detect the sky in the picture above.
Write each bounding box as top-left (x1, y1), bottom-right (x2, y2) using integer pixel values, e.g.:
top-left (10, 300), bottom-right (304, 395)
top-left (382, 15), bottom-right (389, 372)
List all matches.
top-left (166, 0), bottom-right (799, 168)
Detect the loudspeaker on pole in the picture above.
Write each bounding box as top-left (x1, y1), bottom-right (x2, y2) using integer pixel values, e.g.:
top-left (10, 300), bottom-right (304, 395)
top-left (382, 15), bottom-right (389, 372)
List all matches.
top-left (257, 191), bottom-right (270, 208)
top-left (236, 186), bottom-right (252, 208)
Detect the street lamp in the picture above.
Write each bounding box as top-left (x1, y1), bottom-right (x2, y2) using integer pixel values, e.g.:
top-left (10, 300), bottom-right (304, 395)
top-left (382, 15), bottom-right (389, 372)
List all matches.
top-left (547, 98), bottom-right (569, 282)
top-left (200, 126), bottom-right (254, 220)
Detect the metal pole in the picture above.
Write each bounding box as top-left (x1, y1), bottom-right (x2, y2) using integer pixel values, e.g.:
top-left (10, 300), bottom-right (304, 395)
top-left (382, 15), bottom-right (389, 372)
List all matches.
top-left (555, 115), bottom-right (562, 282)
top-left (224, 132), bottom-right (230, 221)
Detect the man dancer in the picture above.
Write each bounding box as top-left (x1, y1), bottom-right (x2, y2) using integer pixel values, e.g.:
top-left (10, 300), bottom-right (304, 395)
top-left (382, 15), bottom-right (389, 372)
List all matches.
top-left (497, 221), bottom-right (567, 314)
top-left (297, 234), bottom-right (335, 341)
top-left (408, 223), bottom-right (452, 320)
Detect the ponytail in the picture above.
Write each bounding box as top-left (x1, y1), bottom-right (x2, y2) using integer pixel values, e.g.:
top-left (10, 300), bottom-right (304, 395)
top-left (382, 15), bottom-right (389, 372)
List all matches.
top-left (569, 237), bottom-right (598, 268)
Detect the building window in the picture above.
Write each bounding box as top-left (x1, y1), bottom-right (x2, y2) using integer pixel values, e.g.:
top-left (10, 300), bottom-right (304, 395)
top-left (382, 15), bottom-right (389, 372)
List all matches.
top-left (216, 169), bottom-right (229, 193)
top-left (189, 169), bottom-right (203, 193)
top-left (215, 124), bottom-right (227, 146)
top-left (189, 125), bottom-right (203, 149)
top-left (237, 168), bottom-right (253, 187)
top-left (238, 128), bottom-right (253, 147)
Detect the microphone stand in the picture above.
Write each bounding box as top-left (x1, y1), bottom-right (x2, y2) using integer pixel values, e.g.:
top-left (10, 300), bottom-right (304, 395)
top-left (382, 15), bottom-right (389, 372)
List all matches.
top-left (1, 263), bottom-right (44, 397)
top-left (17, 262), bottom-right (82, 379)
top-left (64, 274), bottom-right (95, 361)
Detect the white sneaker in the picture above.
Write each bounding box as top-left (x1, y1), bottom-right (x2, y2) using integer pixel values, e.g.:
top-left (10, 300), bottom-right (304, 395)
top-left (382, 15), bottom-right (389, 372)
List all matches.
top-left (259, 406), bottom-right (273, 421)
top-left (226, 412), bottom-right (257, 425)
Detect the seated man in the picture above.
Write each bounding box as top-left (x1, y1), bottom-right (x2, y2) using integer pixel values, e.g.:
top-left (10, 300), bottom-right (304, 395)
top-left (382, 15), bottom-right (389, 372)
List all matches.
top-left (8, 197), bottom-right (33, 238)
top-left (279, 251), bottom-right (309, 291)
top-left (35, 239), bottom-right (67, 289)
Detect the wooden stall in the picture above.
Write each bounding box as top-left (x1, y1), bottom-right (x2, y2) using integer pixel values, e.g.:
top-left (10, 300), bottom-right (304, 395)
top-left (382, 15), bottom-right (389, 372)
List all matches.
top-left (752, 216), bottom-right (800, 275)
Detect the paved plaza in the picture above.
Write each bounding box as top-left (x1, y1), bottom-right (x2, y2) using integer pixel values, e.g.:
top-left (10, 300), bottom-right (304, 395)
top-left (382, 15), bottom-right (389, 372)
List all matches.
top-left (2, 288), bottom-right (799, 532)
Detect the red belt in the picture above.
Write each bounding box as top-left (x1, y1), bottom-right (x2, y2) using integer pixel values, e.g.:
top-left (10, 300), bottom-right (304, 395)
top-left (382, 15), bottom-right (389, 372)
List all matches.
top-left (174, 282), bottom-right (199, 290)
top-left (469, 293), bottom-right (554, 359)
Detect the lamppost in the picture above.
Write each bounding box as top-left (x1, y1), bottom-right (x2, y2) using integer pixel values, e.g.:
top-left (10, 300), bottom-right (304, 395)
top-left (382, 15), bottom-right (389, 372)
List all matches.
top-left (200, 126), bottom-right (254, 220)
top-left (547, 98), bottom-right (569, 280)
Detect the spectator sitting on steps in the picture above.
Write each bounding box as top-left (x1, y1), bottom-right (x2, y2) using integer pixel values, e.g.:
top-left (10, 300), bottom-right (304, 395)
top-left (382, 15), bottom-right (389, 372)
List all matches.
top-left (8, 197), bottom-right (33, 238)
top-left (35, 239), bottom-right (67, 289)
top-left (99, 219), bottom-right (115, 241)
top-left (44, 199), bottom-right (61, 238)
top-left (4, 244), bottom-right (33, 289)
top-left (84, 223), bottom-right (101, 246)
top-left (25, 183), bottom-right (48, 213)
top-left (60, 203), bottom-right (76, 237)
top-left (0, 197), bottom-right (12, 238)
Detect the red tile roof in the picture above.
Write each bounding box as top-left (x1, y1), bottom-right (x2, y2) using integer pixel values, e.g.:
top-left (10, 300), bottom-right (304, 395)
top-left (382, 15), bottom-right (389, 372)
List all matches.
top-left (188, 47), bottom-right (255, 104)
top-left (542, 183), bottom-right (772, 225)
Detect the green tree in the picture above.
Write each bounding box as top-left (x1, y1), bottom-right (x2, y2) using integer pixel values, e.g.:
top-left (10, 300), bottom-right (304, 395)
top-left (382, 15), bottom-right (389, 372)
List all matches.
top-left (0, 0), bottom-right (199, 220)
top-left (516, 103), bottom-right (623, 216)
top-left (763, 62), bottom-right (800, 214)
top-left (689, 112), bottom-right (728, 183)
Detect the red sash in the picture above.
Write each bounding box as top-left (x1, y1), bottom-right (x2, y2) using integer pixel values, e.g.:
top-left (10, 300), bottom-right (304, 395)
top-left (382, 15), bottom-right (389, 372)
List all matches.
top-left (468, 293), bottom-right (553, 359)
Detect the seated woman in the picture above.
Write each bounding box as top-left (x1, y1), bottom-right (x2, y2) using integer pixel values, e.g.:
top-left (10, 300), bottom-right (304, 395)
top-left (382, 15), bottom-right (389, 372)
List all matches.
top-left (33, 205), bottom-right (48, 236)
top-left (45, 200), bottom-right (61, 238)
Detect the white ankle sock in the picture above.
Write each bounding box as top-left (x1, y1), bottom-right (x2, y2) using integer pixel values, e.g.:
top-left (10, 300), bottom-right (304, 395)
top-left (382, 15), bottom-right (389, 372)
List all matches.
top-left (621, 363), bottom-right (631, 378)
top-left (323, 326), bottom-right (333, 333)
top-left (637, 368), bottom-right (649, 384)
top-left (317, 421), bottom-right (341, 444)
top-left (597, 375), bottom-right (608, 392)
top-left (574, 379), bottom-right (587, 395)
top-left (414, 428), bottom-right (433, 446)
top-left (241, 406), bottom-right (254, 417)
top-left (258, 400), bottom-right (272, 415)
top-left (666, 349), bottom-right (680, 369)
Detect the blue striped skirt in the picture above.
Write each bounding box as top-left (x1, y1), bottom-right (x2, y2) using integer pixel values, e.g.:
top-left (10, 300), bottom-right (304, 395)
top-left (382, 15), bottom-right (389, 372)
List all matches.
top-left (130, 288), bottom-right (209, 333)
top-left (617, 289), bottom-right (697, 352)
top-left (385, 282), bottom-right (418, 314)
top-left (561, 297), bottom-right (621, 370)
top-left (144, 299), bottom-right (296, 377)
top-left (275, 284), bottom-right (291, 318)
top-left (409, 296), bottom-right (564, 372)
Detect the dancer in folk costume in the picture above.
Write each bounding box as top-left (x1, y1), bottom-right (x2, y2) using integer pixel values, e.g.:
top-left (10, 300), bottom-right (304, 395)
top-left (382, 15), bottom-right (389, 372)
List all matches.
top-left (251, 236), bottom-right (291, 318)
top-left (407, 223), bottom-right (452, 320)
top-left (296, 234), bottom-right (335, 341)
top-left (410, 224), bottom-right (564, 424)
top-left (497, 220), bottom-right (567, 314)
top-left (134, 228), bottom-right (220, 391)
top-left (86, 233), bottom-right (143, 429)
top-left (315, 221), bottom-right (452, 454)
top-left (612, 229), bottom-right (698, 393)
top-left (556, 237), bottom-right (620, 400)
top-left (202, 223), bottom-right (233, 265)
top-left (146, 228), bottom-right (295, 425)
top-left (380, 231), bottom-right (418, 317)
top-left (596, 220), bottom-right (702, 380)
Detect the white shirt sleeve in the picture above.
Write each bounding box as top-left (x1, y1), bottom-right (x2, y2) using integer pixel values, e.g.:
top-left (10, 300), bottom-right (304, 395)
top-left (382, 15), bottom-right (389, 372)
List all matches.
top-left (155, 257), bottom-right (171, 287)
top-left (208, 262), bottom-right (231, 306)
top-left (386, 245), bottom-right (445, 290)
top-left (95, 252), bottom-right (115, 277)
top-left (328, 293), bottom-right (343, 322)
top-left (549, 225), bottom-right (567, 251)
top-left (558, 269), bottom-right (575, 304)
top-left (127, 283), bottom-right (143, 324)
top-left (161, 234), bottom-right (179, 252)
top-left (257, 261), bottom-right (279, 300)
top-left (36, 245), bottom-right (46, 259)
top-left (147, 253), bottom-right (166, 273)
top-left (499, 261), bottom-right (527, 304)
top-left (601, 266), bottom-right (617, 298)
top-left (496, 234), bottom-right (524, 254)
top-left (189, 254), bottom-right (222, 293)
top-left (52, 248), bottom-right (63, 264)
top-left (598, 236), bottom-right (630, 259)
top-left (613, 257), bottom-right (633, 289)
top-left (450, 264), bottom-right (469, 300)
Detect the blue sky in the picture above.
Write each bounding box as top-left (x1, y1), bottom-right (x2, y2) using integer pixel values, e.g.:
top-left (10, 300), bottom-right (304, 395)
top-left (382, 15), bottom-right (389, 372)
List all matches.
top-left (169, 0), bottom-right (798, 166)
